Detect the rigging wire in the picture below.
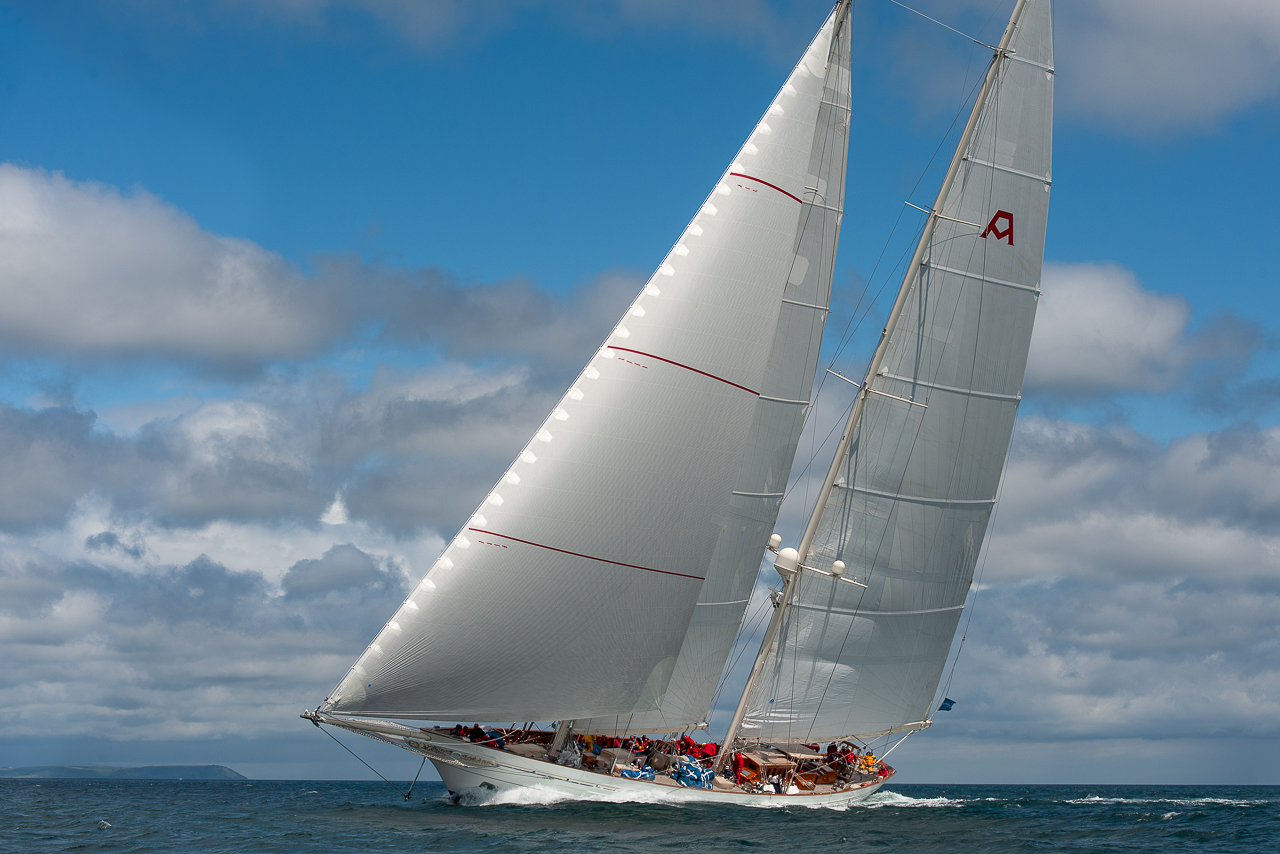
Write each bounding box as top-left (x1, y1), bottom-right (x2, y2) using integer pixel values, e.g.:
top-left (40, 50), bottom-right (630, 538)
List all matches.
top-left (404, 756), bottom-right (428, 801)
top-left (707, 588), bottom-right (779, 735)
top-left (929, 42), bottom-right (1012, 722)
top-left (936, 410), bottom-right (1019, 712)
top-left (312, 719), bottom-right (413, 800)
top-left (825, 68), bottom-right (988, 370)
top-left (887, 0), bottom-right (998, 51)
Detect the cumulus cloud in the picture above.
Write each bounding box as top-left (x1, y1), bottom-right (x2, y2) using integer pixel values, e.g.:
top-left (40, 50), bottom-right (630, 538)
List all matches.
top-left (0, 398), bottom-right (329, 534)
top-left (891, 0), bottom-right (1280, 132)
top-left (0, 160), bottom-right (635, 537)
top-left (1058, 0), bottom-right (1280, 132)
top-left (0, 164), bottom-right (635, 375)
top-left (0, 165), bottom-right (351, 371)
top-left (0, 543), bottom-right (409, 741)
top-left (379, 269), bottom-right (637, 370)
top-left (943, 576), bottom-right (1280, 746)
top-left (0, 354), bottom-right (577, 538)
top-left (1024, 263), bottom-right (1261, 398)
top-left (924, 416), bottom-right (1280, 750)
top-left (5, 412), bottom-right (1278, 766)
top-left (995, 417), bottom-right (1280, 575)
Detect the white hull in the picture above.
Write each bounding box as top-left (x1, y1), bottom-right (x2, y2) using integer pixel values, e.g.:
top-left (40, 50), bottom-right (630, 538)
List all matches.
top-left (429, 749), bottom-right (885, 807)
top-left (313, 716), bottom-right (887, 807)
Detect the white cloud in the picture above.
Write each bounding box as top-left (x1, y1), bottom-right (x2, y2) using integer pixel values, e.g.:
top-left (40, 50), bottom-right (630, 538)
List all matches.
top-left (0, 542), bottom-right (414, 742)
top-left (1024, 263), bottom-right (1260, 398)
top-left (895, 0), bottom-right (1280, 132)
top-left (1027, 263), bottom-right (1192, 395)
top-left (1060, 0), bottom-right (1280, 131)
top-left (0, 165), bottom-right (350, 370)
top-left (0, 163), bottom-right (637, 375)
top-left (320, 494), bottom-right (349, 525)
top-left (921, 416), bottom-right (1280, 752)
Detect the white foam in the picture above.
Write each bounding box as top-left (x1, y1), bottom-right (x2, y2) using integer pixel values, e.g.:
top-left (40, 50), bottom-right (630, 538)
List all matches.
top-left (442, 782), bottom-right (904, 810)
top-left (446, 783), bottom-right (702, 808)
top-left (1064, 795), bottom-right (1266, 807)
top-left (858, 790), bottom-right (967, 809)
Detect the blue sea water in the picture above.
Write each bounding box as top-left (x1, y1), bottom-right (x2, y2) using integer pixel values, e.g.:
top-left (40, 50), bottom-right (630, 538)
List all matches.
top-left (3, 780), bottom-right (1277, 853)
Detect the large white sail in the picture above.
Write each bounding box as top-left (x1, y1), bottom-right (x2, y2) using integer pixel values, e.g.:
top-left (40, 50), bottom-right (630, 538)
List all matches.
top-left (324, 2), bottom-right (854, 724)
top-left (577, 2), bottom-right (854, 737)
top-left (742, 0), bottom-right (1053, 743)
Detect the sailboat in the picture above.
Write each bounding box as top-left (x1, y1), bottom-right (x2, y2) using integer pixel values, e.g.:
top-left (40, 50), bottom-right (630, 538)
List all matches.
top-left (304, 0), bottom-right (1053, 806)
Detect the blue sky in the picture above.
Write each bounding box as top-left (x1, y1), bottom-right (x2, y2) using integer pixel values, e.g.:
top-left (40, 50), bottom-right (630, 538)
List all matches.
top-left (2, 0), bottom-right (1279, 784)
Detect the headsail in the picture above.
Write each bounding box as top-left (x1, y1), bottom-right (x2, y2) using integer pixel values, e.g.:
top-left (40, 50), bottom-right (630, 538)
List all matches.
top-left (324, 1), bottom-right (854, 724)
top-left (741, 0), bottom-right (1053, 743)
top-left (576, 0), bottom-right (854, 737)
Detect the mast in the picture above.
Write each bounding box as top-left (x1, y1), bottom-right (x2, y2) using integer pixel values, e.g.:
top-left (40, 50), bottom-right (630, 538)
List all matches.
top-left (716, 0), bottom-right (1031, 765)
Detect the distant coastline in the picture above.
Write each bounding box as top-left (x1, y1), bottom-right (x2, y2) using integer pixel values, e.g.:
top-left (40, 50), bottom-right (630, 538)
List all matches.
top-left (0, 765), bottom-right (246, 780)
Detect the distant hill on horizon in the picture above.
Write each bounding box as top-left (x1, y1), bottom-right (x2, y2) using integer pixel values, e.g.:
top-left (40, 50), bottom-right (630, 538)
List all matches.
top-left (0, 765), bottom-right (247, 780)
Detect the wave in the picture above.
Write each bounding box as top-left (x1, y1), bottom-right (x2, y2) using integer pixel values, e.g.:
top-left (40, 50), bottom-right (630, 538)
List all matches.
top-left (443, 783), bottom-right (912, 810)
top-left (858, 790), bottom-right (967, 809)
top-left (445, 783), bottom-right (710, 808)
top-left (1064, 796), bottom-right (1267, 808)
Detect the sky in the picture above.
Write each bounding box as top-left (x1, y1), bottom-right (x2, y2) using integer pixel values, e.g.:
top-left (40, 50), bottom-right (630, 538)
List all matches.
top-left (1, 0), bottom-right (1279, 785)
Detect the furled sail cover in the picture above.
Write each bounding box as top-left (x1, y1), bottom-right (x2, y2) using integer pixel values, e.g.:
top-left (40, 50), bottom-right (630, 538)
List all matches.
top-left (577, 2), bottom-right (853, 737)
top-left (742, 0), bottom-right (1053, 743)
top-left (324, 3), bottom-right (853, 723)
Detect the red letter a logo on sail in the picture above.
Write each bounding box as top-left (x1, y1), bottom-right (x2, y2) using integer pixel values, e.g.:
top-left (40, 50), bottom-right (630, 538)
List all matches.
top-left (981, 210), bottom-right (1014, 245)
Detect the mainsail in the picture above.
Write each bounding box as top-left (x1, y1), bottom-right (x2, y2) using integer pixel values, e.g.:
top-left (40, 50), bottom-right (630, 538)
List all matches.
top-left (576, 1), bottom-right (854, 738)
top-left (324, 2), bottom-right (854, 724)
top-left (740, 0), bottom-right (1053, 743)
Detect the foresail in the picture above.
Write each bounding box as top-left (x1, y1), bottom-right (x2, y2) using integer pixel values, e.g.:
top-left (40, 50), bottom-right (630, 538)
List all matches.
top-left (742, 0), bottom-right (1053, 743)
top-left (324, 3), bottom-right (853, 724)
top-left (577, 1), bottom-right (854, 737)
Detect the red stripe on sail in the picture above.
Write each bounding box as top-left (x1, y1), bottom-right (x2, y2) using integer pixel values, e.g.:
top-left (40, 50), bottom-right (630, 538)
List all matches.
top-left (729, 172), bottom-right (804, 205)
top-left (606, 347), bottom-right (758, 396)
top-left (468, 529), bottom-right (705, 581)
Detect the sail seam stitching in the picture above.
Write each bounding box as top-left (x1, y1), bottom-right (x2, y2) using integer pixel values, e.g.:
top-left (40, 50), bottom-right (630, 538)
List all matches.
top-left (605, 346), bottom-right (758, 395)
top-left (467, 528), bottom-right (705, 581)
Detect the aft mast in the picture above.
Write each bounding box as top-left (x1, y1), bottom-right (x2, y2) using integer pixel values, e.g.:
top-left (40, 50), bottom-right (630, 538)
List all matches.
top-left (717, 0), bottom-right (1037, 766)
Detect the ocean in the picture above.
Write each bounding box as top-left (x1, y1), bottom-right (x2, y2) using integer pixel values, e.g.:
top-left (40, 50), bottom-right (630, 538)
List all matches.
top-left (3, 780), bottom-right (1276, 853)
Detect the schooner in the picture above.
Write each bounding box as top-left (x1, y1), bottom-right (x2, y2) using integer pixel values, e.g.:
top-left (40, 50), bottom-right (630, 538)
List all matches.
top-left (304, 0), bottom-right (1053, 805)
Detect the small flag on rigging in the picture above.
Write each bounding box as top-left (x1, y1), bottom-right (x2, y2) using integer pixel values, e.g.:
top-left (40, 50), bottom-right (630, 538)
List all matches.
top-left (938, 698), bottom-right (956, 712)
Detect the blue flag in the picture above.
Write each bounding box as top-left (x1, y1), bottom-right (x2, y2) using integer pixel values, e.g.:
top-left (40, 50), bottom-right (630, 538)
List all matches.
top-left (938, 698), bottom-right (956, 712)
